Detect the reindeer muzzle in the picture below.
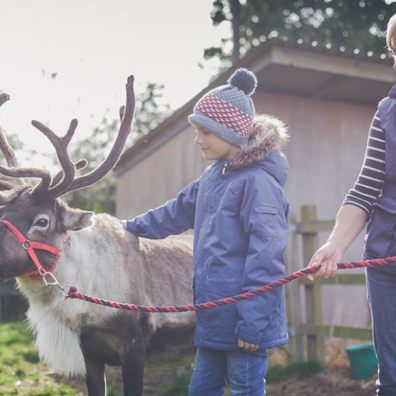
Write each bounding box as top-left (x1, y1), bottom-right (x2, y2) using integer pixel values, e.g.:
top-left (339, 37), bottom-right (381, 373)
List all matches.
top-left (0, 219), bottom-right (61, 280)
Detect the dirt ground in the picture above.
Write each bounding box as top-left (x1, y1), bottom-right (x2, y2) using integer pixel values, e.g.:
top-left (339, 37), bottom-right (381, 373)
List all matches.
top-left (63, 366), bottom-right (376, 396)
top-left (142, 365), bottom-right (376, 396)
top-left (62, 369), bottom-right (376, 396)
top-left (141, 366), bottom-right (376, 396)
top-left (60, 338), bottom-right (377, 396)
top-left (265, 338), bottom-right (376, 396)
top-left (266, 368), bottom-right (375, 396)
top-left (146, 337), bottom-right (378, 396)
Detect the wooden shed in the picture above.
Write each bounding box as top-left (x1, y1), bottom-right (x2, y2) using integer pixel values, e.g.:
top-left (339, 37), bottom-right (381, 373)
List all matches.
top-left (114, 38), bottom-right (395, 332)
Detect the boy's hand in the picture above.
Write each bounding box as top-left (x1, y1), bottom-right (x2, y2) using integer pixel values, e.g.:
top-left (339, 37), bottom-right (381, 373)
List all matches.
top-left (238, 337), bottom-right (259, 352)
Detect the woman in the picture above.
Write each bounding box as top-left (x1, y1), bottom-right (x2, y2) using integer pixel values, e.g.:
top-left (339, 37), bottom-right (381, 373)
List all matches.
top-left (308, 14), bottom-right (396, 396)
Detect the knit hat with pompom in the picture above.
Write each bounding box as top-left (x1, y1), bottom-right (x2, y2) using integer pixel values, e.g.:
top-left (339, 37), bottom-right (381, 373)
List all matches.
top-left (188, 68), bottom-right (257, 146)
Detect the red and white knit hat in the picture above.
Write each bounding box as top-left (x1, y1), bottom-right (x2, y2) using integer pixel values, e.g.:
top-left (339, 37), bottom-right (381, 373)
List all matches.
top-left (188, 68), bottom-right (257, 146)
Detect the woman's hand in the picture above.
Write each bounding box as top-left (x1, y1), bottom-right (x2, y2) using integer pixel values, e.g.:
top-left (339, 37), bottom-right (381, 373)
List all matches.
top-left (306, 241), bottom-right (343, 280)
top-left (238, 337), bottom-right (259, 352)
top-left (305, 205), bottom-right (368, 281)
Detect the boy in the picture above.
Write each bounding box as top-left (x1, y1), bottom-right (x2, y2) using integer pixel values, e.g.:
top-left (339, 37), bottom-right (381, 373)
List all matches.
top-left (124, 68), bottom-right (289, 395)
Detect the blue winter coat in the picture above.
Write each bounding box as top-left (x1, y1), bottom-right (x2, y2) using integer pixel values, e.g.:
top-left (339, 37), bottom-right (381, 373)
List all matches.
top-left (127, 117), bottom-right (289, 351)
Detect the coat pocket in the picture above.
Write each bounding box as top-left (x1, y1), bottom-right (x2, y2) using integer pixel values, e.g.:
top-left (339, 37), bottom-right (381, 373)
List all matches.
top-left (202, 277), bottom-right (240, 338)
top-left (254, 205), bottom-right (279, 236)
top-left (203, 291), bottom-right (239, 337)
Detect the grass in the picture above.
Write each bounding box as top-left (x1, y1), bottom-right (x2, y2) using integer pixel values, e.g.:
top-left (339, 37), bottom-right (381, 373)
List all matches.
top-left (160, 373), bottom-right (191, 396)
top-left (0, 321), bottom-right (190, 396)
top-left (267, 360), bottom-right (323, 383)
top-left (0, 321), bottom-right (323, 394)
top-left (106, 384), bottom-right (122, 396)
top-left (0, 321), bottom-right (82, 395)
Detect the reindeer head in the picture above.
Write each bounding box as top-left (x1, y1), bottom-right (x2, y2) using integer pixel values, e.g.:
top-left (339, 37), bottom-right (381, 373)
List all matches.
top-left (0, 77), bottom-right (135, 281)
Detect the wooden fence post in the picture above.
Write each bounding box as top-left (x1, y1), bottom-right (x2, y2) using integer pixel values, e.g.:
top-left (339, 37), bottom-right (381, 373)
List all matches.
top-left (285, 212), bottom-right (304, 362)
top-left (301, 205), bottom-right (324, 363)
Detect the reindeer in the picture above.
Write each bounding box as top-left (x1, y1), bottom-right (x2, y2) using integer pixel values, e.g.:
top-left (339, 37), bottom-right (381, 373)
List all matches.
top-left (0, 77), bottom-right (195, 396)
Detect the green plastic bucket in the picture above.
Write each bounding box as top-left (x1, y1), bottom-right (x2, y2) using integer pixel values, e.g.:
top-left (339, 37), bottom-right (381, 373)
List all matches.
top-left (345, 343), bottom-right (378, 380)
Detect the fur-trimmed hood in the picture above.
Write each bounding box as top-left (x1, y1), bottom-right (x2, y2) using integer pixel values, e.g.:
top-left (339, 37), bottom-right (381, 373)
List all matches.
top-left (229, 114), bottom-right (289, 187)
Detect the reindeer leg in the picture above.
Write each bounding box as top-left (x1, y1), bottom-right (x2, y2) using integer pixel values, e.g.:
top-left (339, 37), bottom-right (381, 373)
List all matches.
top-left (118, 312), bottom-right (152, 396)
top-left (80, 332), bottom-right (106, 396)
top-left (121, 344), bottom-right (146, 396)
top-left (84, 357), bottom-right (106, 396)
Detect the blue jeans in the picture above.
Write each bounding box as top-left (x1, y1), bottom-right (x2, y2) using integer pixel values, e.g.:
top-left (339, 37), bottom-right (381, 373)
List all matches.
top-left (367, 268), bottom-right (396, 395)
top-left (188, 348), bottom-right (268, 396)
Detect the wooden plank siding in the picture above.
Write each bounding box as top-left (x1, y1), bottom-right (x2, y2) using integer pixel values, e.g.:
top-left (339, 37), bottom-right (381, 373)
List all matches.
top-left (117, 90), bottom-right (373, 262)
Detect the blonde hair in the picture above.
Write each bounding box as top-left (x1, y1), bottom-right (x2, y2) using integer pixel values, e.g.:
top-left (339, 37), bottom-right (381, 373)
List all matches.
top-left (387, 14), bottom-right (396, 53)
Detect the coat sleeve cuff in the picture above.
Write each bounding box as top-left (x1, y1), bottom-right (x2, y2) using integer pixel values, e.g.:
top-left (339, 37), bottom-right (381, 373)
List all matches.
top-left (126, 220), bottom-right (139, 235)
top-left (235, 325), bottom-right (260, 345)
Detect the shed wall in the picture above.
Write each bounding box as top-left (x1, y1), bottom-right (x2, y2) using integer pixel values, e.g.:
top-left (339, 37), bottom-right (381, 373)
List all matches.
top-left (117, 90), bottom-right (374, 242)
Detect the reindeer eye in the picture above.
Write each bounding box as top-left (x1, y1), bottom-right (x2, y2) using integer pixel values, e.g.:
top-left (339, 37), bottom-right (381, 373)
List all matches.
top-left (34, 218), bottom-right (49, 228)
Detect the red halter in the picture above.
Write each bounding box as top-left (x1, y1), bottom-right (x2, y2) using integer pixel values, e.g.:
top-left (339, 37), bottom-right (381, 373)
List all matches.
top-left (0, 219), bottom-right (61, 280)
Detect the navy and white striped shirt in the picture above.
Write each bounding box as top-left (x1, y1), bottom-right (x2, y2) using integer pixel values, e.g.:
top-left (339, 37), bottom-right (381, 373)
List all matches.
top-left (343, 111), bottom-right (385, 215)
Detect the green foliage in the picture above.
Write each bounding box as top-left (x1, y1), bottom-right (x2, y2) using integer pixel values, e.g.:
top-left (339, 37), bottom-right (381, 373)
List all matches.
top-left (0, 321), bottom-right (81, 395)
top-left (207, 0), bottom-right (396, 62)
top-left (106, 383), bottom-right (122, 396)
top-left (0, 133), bottom-right (23, 165)
top-left (266, 360), bottom-right (323, 384)
top-left (133, 82), bottom-right (171, 139)
top-left (160, 372), bottom-right (191, 396)
top-left (63, 82), bottom-right (171, 214)
top-left (62, 117), bottom-right (118, 214)
top-left (6, 134), bottom-right (23, 153)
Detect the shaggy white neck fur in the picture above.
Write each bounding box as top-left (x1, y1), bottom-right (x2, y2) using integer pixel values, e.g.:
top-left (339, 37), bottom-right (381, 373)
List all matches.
top-left (17, 215), bottom-right (134, 376)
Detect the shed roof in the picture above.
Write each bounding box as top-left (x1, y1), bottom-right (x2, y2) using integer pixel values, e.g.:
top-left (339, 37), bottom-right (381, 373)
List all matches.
top-left (115, 37), bottom-right (395, 177)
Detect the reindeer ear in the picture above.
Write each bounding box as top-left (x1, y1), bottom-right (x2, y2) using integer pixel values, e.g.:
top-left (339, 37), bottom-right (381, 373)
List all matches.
top-left (61, 207), bottom-right (94, 231)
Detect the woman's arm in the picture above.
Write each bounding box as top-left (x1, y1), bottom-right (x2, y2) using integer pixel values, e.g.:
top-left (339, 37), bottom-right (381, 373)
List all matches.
top-left (342, 110), bottom-right (385, 214)
top-left (307, 204), bottom-right (368, 279)
top-left (307, 110), bottom-right (385, 279)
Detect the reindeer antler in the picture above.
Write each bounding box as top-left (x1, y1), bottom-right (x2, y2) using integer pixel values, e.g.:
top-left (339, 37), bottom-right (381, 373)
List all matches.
top-left (0, 92), bottom-right (18, 168)
top-left (43, 75), bottom-right (135, 198)
top-left (0, 93), bottom-right (30, 204)
top-left (0, 75), bottom-right (135, 203)
top-left (63, 75), bottom-right (135, 195)
top-left (30, 118), bottom-right (78, 197)
top-left (0, 92), bottom-right (10, 108)
top-left (51, 159), bottom-right (87, 188)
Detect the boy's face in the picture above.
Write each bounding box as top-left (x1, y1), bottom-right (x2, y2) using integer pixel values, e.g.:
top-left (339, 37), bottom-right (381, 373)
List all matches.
top-left (194, 126), bottom-right (240, 161)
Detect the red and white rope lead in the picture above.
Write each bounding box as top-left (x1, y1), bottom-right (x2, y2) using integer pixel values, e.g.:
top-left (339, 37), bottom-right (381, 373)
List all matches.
top-left (66, 256), bottom-right (396, 313)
